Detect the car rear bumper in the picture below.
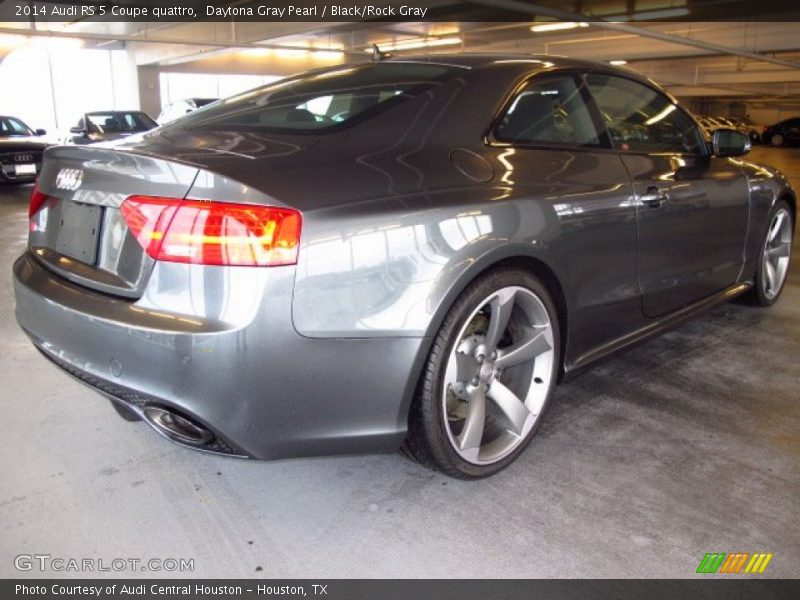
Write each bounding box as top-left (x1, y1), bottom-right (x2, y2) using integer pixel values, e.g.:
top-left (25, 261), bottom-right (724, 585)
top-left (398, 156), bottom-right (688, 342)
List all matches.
top-left (13, 251), bottom-right (423, 459)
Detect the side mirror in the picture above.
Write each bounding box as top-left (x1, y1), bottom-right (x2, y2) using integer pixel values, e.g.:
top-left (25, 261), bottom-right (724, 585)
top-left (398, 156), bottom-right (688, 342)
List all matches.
top-left (69, 126), bottom-right (86, 135)
top-left (35, 128), bottom-right (47, 136)
top-left (712, 128), bottom-right (750, 157)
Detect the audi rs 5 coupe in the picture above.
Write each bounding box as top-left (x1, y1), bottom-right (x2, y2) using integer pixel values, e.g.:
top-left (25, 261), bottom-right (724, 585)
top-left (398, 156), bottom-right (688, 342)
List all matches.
top-left (14, 56), bottom-right (795, 478)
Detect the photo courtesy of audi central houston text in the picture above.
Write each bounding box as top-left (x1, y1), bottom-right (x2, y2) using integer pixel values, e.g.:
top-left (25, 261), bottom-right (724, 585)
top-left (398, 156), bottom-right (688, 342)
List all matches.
top-left (1, 0), bottom-right (799, 588)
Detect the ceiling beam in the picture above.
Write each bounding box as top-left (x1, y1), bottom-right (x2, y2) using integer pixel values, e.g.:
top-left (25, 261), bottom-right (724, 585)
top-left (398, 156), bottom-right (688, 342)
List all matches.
top-left (467, 0), bottom-right (800, 70)
top-left (0, 25), bottom-right (366, 57)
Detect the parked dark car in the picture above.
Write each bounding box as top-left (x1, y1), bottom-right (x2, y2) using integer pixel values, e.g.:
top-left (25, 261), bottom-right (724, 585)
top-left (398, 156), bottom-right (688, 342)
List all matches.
top-left (66, 110), bottom-right (158, 145)
top-left (762, 117), bottom-right (800, 147)
top-left (0, 115), bottom-right (50, 183)
top-left (13, 56), bottom-right (795, 478)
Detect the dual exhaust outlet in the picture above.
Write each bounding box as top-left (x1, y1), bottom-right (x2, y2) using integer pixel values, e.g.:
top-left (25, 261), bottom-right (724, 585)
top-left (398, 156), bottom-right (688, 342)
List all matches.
top-left (142, 406), bottom-right (215, 447)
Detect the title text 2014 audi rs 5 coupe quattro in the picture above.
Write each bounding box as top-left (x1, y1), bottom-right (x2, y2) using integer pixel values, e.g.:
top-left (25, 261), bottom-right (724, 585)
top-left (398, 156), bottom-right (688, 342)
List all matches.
top-left (14, 56), bottom-right (795, 478)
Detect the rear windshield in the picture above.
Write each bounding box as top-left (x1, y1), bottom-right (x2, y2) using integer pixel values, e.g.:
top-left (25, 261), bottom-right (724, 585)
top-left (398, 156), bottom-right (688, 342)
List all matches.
top-left (86, 112), bottom-right (156, 133)
top-left (165, 62), bottom-right (460, 133)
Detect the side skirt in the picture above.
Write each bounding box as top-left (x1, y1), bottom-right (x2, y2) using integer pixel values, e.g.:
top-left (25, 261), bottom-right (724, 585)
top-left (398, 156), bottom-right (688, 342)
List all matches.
top-left (562, 281), bottom-right (752, 381)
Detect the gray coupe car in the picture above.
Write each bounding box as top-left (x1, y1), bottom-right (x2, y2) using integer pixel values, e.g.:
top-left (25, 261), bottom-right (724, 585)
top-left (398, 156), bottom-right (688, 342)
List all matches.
top-left (14, 55), bottom-right (795, 478)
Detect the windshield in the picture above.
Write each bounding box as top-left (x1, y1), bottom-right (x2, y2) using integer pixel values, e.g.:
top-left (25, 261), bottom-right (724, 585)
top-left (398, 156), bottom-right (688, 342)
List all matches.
top-left (166, 62), bottom-right (461, 133)
top-left (0, 116), bottom-right (33, 137)
top-left (85, 112), bottom-right (157, 134)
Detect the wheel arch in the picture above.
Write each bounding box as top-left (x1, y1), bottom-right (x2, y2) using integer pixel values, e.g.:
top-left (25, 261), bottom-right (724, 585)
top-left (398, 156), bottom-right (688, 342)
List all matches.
top-left (397, 248), bottom-right (571, 433)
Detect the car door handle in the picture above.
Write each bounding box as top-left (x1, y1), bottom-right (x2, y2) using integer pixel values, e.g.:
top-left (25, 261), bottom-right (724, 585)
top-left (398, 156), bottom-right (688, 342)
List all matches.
top-left (639, 186), bottom-right (669, 208)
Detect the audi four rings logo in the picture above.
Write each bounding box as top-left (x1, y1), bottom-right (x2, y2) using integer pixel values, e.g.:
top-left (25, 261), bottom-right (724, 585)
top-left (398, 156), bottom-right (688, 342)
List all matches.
top-left (55, 168), bottom-right (83, 191)
top-left (14, 154), bottom-right (33, 162)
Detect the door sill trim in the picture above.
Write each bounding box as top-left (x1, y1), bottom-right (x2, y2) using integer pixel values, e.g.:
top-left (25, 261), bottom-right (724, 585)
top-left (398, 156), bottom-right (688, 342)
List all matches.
top-left (565, 282), bottom-right (752, 378)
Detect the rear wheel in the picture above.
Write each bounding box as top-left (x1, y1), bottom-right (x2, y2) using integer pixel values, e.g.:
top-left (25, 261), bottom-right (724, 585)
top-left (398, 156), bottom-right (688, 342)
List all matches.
top-left (404, 268), bottom-right (560, 479)
top-left (748, 200), bottom-right (793, 306)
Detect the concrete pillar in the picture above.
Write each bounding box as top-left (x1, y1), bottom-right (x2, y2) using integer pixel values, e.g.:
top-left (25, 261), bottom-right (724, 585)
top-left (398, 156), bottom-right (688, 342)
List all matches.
top-left (137, 65), bottom-right (161, 119)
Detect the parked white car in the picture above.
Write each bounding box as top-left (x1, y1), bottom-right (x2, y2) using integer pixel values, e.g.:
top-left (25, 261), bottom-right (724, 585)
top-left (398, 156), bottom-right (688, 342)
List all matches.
top-left (157, 98), bottom-right (218, 125)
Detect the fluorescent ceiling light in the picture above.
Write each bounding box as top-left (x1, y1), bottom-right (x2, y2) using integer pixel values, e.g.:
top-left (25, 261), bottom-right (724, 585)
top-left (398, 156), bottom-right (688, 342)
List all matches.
top-left (611, 8), bottom-right (690, 21)
top-left (0, 35), bottom-right (83, 49)
top-left (313, 50), bottom-right (343, 59)
top-left (0, 34), bottom-right (27, 47)
top-left (240, 48), bottom-right (270, 57)
top-left (364, 36), bottom-right (462, 53)
top-left (29, 37), bottom-right (83, 49)
top-left (311, 44), bottom-right (345, 59)
top-left (530, 22), bottom-right (589, 33)
top-left (645, 104), bottom-right (676, 125)
top-left (274, 48), bottom-right (309, 58)
top-left (242, 45), bottom-right (343, 59)
top-left (609, 60), bottom-right (627, 65)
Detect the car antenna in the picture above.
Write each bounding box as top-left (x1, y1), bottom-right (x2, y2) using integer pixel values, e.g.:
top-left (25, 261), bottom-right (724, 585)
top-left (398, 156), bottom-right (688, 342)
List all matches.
top-left (371, 44), bottom-right (393, 61)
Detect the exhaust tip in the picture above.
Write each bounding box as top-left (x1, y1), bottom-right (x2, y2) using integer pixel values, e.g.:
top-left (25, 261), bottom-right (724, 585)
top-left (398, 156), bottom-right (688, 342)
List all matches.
top-left (143, 406), bottom-right (214, 446)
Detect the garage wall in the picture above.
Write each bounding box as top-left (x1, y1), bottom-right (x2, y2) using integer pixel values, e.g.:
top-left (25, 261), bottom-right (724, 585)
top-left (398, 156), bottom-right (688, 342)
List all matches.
top-left (747, 107), bottom-right (800, 127)
top-left (158, 72), bottom-right (282, 108)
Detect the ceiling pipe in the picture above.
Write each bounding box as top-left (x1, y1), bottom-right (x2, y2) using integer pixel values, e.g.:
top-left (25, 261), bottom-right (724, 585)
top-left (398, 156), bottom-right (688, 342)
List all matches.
top-left (0, 26), bottom-right (365, 57)
top-left (467, 0), bottom-right (800, 70)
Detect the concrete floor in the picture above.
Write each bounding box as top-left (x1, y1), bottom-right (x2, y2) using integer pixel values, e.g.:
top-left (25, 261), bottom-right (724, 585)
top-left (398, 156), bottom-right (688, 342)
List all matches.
top-left (1, 147), bottom-right (798, 579)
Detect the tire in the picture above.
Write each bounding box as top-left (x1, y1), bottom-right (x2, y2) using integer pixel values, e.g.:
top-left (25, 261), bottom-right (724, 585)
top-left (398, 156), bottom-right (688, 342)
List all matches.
top-left (403, 268), bottom-right (560, 479)
top-left (771, 133), bottom-right (784, 147)
top-left (747, 199), bottom-right (793, 306)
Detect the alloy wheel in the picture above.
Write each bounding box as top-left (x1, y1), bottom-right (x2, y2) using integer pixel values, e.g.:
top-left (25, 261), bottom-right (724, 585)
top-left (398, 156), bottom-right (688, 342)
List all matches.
top-left (441, 286), bottom-right (555, 465)
top-left (762, 208), bottom-right (792, 300)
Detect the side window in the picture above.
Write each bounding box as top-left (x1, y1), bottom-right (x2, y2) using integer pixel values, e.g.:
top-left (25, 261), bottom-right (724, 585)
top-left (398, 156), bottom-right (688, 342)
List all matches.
top-left (586, 74), bottom-right (705, 155)
top-left (494, 74), bottom-right (605, 148)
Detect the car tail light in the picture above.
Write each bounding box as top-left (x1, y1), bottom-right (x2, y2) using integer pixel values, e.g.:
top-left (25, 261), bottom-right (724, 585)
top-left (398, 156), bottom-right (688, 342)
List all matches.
top-left (120, 196), bottom-right (302, 267)
top-left (29, 182), bottom-right (48, 218)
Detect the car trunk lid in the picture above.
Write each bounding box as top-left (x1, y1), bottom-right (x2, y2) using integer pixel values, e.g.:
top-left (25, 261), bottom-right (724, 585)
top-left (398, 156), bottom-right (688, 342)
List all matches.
top-left (29, 145), bottom-right (199, 298)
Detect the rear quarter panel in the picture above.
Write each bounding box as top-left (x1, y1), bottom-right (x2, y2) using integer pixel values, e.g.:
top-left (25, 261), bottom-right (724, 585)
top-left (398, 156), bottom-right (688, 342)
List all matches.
top-left (291, 146), bottom-right (640, 361)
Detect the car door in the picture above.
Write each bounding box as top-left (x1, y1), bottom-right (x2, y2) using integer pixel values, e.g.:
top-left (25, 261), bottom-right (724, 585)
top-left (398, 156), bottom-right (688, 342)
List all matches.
top-left (586, 73), bottom-right (749, 318)
top-left (488, 71), bottom-right (642, 358)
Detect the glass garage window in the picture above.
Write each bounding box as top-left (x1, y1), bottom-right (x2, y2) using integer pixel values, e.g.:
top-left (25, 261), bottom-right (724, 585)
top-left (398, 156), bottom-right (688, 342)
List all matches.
top-left (586, 73), bottom-right (705, 155)
top-left (167, 63), bottom-right (460, 133)
top-left (494, 74), bottom-right (605, 148)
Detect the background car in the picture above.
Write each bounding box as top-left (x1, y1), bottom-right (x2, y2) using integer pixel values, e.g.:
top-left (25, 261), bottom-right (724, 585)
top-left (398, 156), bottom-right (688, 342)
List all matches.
top-left (157, 98), bottom-right (219, 125)
top-left (762, 117), bottom-right (800, 146)
top-left (0, 115), bottom-right (51, 183)
top-left (65, 110), bottom-right (158, 145)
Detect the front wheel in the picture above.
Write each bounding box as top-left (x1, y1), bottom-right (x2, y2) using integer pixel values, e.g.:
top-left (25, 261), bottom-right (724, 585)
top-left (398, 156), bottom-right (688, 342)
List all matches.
top-left (771, 133), bottom-right (785, 147)
top-left (403, 268), bottom-right (560, 479)
top-left (748, 200), bottom-right (793, 306)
